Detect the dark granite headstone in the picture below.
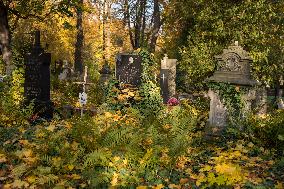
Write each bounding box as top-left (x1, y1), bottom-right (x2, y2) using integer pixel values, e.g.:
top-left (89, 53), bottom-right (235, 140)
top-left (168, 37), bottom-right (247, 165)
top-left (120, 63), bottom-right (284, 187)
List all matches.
top-left (115, 54), bottom-right (142, 87)
top-left (24, 30), bottom-right (53, 119)
top-left (160, 69), bottom-right (169, 103)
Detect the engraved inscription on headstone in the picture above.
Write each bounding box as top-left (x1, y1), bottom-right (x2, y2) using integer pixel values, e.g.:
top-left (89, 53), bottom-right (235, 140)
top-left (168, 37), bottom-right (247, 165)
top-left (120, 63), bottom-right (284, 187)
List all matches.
top-left (25, 51), bottom-right (51, 102)
top-left (115, 54), bottom-right (142, 86)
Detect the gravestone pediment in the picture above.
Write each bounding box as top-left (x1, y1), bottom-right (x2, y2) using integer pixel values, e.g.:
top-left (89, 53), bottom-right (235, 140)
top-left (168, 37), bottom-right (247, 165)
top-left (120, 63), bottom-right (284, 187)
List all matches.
top-left (208, 42), bottom-right (258, 86)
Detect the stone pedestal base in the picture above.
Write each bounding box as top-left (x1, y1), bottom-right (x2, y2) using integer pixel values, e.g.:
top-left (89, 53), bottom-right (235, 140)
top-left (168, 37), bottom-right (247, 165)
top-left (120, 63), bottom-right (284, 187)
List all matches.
top-left (25, 100), bottom-right (54, 121)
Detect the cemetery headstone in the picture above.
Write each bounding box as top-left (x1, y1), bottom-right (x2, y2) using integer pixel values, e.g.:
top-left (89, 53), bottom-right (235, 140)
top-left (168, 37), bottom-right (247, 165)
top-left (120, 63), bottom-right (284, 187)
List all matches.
top-left (54, 60), bottom-right (63, 74)
top-left (58, 60), bottom-right (72, 81)
top-left (115, 54), bottom-right (142, 87)
top-left (160, 69), bottom-right (169, 103)
top-left (99, 63), bottom-right (112, 85)
top-left (24, 30), bottom-right (53, 119)
top-left (207, 89), bottom-right (228, 129)
top-left (253, 87), bottom-right (267, 114)
top-left (207, 41), bottom-right (258, 136)
top-left (160, 54), bottom-right (178, 103)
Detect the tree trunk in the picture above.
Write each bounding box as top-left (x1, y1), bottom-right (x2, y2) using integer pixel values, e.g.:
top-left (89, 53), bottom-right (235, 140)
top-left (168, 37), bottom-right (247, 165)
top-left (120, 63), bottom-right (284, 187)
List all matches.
top-left (134, 0), bottom-right (141, 49)
top-left (74, 0), bottom-right (84, 74)
top-left (124, 0), bottom-right (135, 49)
top-left (102, 0), bottom-right (106, 63)
top-left (149, 0), bottom-right (161, 52)
top-left (0, 1), bottom-right (13, 75)
top-left (141, 0), bottom-right (146, 46)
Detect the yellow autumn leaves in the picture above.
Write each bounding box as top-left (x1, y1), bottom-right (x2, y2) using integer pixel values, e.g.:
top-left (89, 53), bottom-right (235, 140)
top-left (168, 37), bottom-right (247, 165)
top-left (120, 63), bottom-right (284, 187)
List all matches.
top-left (191, 140), bottom-right (278, 187)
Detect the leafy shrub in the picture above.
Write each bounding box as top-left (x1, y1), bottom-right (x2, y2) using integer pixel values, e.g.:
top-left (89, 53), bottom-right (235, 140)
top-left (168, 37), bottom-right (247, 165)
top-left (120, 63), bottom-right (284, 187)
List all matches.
top-left (247, 110), bottom-right (284, 155)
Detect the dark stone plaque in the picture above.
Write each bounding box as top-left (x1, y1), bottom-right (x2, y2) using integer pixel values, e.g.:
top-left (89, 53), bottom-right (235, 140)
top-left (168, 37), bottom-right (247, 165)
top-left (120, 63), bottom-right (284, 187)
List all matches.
top-left (115, 54), bottom-right (142, 87)
top-left (24, 31), bottom-right (53, 119)
top-left (160, 69), bottom-right (169, 103)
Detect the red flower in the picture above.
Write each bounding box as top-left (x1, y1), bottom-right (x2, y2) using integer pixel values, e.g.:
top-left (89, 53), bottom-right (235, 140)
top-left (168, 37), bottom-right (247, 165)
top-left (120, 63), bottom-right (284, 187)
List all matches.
top-left (167, 97), bottom-right (179, 106)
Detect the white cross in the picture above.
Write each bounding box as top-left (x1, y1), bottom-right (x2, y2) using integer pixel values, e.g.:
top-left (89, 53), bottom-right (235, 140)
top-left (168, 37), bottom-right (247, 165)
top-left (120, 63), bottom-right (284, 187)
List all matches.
top-left (73, 66), bottom-right (94, 117)
top-left (161, 74), bottom-right (166, 83)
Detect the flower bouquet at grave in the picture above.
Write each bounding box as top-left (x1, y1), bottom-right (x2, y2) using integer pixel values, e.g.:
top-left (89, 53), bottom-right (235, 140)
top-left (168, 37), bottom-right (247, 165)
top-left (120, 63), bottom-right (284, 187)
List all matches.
top-left (167, 97), bottom-right (179, 106)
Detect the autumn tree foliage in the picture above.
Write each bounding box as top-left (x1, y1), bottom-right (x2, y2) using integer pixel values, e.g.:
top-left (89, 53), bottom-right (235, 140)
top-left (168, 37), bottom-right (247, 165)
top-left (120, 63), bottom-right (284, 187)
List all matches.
top-left (162, 0), bottom-right (284, 92)
top-left (0, 0), bottom-right (84, 75)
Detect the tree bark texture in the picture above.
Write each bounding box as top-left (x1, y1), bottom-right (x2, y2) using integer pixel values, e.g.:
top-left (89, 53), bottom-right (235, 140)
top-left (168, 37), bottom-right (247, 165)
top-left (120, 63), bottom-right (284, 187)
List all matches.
top-left (0, 0), bottom-right (13, 75)
top-left (74, 0), bottom-right (84, 74)
top-left (149, 0), bottom-right (161, 52)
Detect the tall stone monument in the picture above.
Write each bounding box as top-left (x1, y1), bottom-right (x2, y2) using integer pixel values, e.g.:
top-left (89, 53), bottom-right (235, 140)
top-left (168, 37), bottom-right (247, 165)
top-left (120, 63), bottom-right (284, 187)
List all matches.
top-left (115, 54), bottom-right (142, 87)
top-left (207, 41), bottom-right (258, 135)
top-left (160, 54), bottom-right (178, 103)
top-left (24, 30), bottom-right (53, 119)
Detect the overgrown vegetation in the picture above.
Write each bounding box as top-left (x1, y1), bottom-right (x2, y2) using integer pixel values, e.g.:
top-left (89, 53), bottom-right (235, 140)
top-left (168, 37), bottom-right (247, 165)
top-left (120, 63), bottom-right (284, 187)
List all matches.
top-left (1, 50), bottom-right (284, 188)
top-left (1, 0), bottom-right (284, 188)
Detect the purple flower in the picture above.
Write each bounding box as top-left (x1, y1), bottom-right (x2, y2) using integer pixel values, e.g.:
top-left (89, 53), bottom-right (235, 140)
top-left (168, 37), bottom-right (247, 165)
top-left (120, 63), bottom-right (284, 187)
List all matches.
top-left (167, 97), bottom-right (179, 106)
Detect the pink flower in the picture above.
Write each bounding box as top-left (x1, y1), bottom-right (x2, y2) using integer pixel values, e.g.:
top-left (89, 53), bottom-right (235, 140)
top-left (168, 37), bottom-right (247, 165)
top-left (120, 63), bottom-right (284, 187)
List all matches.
top-left (167, 97), bottom-right (179, 106)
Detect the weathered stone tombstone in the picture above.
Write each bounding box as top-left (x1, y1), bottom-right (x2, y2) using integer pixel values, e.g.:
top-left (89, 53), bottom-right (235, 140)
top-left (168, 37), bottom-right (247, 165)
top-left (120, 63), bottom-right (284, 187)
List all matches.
top-left (160, 54), bottom-right (178, 103)
top-left (253, 86), bottom-right (268, 114)
top-left (115, 54), bottom-right (142, 87)
top-left (54, 60), bottom-right (63, 74)
top-left (99, 63), bottom-right (112, 85)
top-left (24, 30), bottom-right (53, 119)
top-left (58, 60), bottom-right (72, 81)
top-left (207, 41), bottom-right (258, 136)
